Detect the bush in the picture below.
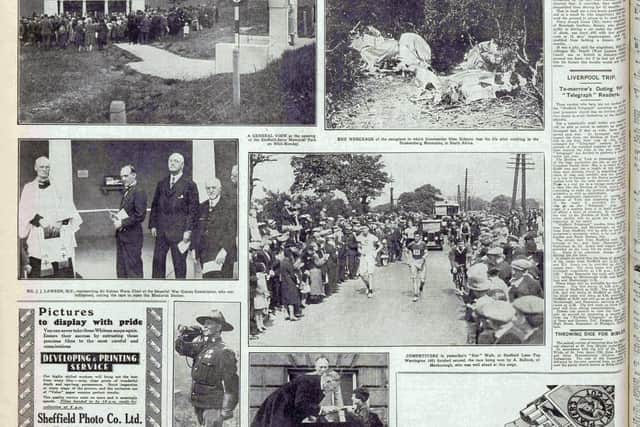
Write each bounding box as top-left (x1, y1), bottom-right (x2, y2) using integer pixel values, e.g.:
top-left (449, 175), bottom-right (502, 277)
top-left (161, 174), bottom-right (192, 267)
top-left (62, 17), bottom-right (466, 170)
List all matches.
top-left (279, 43), bottom-right (316, 124)
top-left (324, 0), bottom-right (426, 124)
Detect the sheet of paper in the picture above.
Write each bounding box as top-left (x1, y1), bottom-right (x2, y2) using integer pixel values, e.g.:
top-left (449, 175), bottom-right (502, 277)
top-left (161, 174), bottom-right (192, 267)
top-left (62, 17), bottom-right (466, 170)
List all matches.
top-left (177, 240), bottom-right (190, 254)
top-left (202, 260), bottom-right (222, 273)
top-left (116, 209), bottom-right (129, 221)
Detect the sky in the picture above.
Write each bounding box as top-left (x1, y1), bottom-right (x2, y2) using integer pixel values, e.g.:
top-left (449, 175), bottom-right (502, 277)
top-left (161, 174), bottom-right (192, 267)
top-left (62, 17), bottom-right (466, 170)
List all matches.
top-left (251, 153), bottom-right (545, 206)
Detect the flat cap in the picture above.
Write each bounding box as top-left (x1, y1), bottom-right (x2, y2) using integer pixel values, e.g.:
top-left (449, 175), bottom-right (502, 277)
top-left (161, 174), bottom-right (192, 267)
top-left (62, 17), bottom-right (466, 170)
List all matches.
top-left (512, 296), bottom-right (544, 314)
top-left (487, 247), bottom-right (503, 256)
top-left (478, 301), bottom-right (515, 323)
top-left (511, 259), bottom-right (532, 271)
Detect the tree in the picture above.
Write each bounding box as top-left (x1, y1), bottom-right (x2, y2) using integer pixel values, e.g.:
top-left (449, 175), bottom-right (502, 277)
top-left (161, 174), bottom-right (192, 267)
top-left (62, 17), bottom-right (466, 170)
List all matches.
top-left (467, 196), bottom-right (489, 211)
top-left (490, 194), bottom-right (512, 216)
top-left (290, 154), bottom-right (391, 214)
top-left (397, 184), bottom-right (443, 214)
top-left (259, 191), bottom-right (352, 225)
top-left (249, 153), bottom-right (276, 201)
top-left (526, 198), bottom-right (540, 210)
top-left (259, 191), bottom-right (291, 226)
top-left (422, 0), bottom-right (543, 79)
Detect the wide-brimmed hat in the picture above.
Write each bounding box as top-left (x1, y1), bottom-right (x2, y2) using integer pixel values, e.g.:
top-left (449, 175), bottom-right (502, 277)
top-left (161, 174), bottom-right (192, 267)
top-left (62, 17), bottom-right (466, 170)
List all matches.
top-left (196, 309), bottom-right (234, 331)
top-left (468, 279), bottom-right (491, 292)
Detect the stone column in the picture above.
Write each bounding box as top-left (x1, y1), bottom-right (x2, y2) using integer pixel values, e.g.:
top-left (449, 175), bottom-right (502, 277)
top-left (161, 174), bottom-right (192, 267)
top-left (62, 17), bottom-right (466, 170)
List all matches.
top-left (104, 0), bottom-right (109, 16)
top-left (82, 0), bottom-right (87, 16)
top-left (268, 0), bottom-right (289, 57)
top-left (44, 0), bottom-right (58, 15)
top-left (48, 140), bottom-right (74, 206)
top-left (192, 140), bottom-right (216, 204)
top-left (288, 0), bottom-right (297, 40)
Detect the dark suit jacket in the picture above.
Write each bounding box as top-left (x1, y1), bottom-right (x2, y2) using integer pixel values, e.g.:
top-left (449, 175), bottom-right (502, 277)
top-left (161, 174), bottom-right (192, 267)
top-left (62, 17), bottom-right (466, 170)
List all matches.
top-left (193, 195), bottom-right (237, 265)
top-left (508, 275), bottom-right (543, 302)
top-left (148, 175), bottom-right (199, 243)
top-left (251, 375), bottom-right (324, 427)
top-left (116, 184), bottom-right (147, 244)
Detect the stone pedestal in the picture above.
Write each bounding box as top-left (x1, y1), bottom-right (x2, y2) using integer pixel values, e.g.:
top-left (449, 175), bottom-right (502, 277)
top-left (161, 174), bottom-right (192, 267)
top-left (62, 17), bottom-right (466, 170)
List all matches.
top-left (215, 35), bottom-right (270, 74)
top-left (109, 101), bottom-right (127, 124)
top-left (268, 0), bottom-right (289, 58)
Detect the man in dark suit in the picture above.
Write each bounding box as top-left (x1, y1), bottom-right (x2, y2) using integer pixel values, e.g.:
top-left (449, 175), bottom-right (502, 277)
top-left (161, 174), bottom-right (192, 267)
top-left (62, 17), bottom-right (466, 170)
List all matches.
top-left (193, 178), bottom-right (237, 279)
top-left (251, 371), bottom-right (341, 427)
top-left (111, 164), bottom-right (147, 278)
top-left (149, 153), bottom-right (199, 279)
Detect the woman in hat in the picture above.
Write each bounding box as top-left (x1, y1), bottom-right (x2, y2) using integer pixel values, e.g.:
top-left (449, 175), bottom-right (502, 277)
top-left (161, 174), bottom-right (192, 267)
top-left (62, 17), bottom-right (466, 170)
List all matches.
top-left (253, 260), bottom-right (270, 332)
top-left (74, 19), bottom-right (85, 52)
top-left (307, 242), bottom-right (329, 303)
top-left (277, 246), bottom-right (301, 321)
top-left (85, 17), bottom-right (96, 52)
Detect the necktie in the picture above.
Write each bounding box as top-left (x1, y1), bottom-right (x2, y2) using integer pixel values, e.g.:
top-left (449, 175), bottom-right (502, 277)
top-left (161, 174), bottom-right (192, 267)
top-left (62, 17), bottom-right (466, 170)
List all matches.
top-left (38, 180), bottom-right (50, 189)
top-left (170, 176), bottom-right (175, 189)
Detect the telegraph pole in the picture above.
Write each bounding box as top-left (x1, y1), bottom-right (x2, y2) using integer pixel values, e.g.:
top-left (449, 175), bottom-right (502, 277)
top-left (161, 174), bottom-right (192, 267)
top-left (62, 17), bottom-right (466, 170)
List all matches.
top-left (521, 153), bottom-right (527, 212)
top-left (507, 154), bottom-right (535, 213)
top-left (511, 154), bottom-right (520, 210)
top-left (463, 169), bottom-right (468, 212)
top-left (232, 0), bottom-right (242, 106)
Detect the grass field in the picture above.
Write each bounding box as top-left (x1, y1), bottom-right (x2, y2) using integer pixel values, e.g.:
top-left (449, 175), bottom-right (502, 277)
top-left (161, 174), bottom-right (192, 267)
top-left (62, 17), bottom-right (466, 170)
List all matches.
top-left (153, 2), bottom-right (269, 60)
top-left (18, 2), bottom-right (314, 125)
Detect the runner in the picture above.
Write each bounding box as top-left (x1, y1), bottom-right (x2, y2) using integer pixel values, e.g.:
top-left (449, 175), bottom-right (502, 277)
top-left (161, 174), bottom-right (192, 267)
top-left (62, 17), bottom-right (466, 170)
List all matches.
top-left (406, 230), bottom-right (429, 302)
top-left (356, 225), bottom-right (381, 298)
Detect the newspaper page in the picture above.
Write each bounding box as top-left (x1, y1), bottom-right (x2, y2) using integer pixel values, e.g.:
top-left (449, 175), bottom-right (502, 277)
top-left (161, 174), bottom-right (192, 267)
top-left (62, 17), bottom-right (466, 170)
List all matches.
top-left (1, 0), bottom-right (632, 426)
top-left (632, 0), bottom-right (640, 423)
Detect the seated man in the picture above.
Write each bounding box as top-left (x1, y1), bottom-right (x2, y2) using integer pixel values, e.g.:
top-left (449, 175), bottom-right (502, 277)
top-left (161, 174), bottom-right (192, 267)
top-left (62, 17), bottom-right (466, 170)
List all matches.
top-left (348, 387), bottom-right (383, 427)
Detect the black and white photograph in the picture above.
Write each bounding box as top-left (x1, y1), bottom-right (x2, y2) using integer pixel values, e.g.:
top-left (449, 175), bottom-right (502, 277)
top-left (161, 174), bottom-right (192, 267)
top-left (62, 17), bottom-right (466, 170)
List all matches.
top-left (249, 352), bottom-right (389, 427)
top-left (248, 152), bottom-right (545, 346)
top-left (18, 138), bottom-right (238, 280)
top-left (325, 0), bottom-right (543, 130)
top-left (19, 0), bottom-right (316, 125)
top-left (396, 374), bottom-right (615, 427)
top-left (173, 301), bottom-right (240, 427)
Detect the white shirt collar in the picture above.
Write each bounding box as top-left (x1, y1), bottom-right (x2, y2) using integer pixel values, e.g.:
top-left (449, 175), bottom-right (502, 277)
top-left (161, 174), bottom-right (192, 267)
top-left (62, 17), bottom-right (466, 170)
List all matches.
top-left (170, 172), bottom-right (183, 184)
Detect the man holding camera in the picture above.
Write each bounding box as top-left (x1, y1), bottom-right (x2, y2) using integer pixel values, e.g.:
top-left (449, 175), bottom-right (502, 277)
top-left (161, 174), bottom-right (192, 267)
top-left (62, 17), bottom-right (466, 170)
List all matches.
top-left (175, 309), bottom-right (239, 427)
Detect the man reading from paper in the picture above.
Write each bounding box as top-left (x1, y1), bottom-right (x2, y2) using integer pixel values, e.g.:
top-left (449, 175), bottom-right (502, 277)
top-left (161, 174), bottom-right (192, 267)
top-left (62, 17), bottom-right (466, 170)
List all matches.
top-left (149, 153), bottom-right (199, 279)
top-left (111, 164), bottom-right (147, 278)
top-left (18, 156), bottom-right (82, 278)
top-left (251, 370), bottom-right (342, 427)
top-left (193, 178), bottom-right (237, 279)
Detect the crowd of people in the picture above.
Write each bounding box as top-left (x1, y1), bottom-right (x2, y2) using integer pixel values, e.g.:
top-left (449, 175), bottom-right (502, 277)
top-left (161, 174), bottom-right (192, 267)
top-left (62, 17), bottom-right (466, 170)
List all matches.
top-left (19, 5), bottom-right (219, 51)
top-left (249, 198), bottom-right (545, 345)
